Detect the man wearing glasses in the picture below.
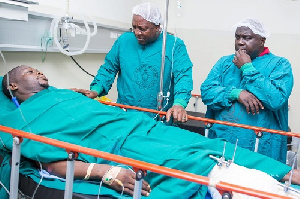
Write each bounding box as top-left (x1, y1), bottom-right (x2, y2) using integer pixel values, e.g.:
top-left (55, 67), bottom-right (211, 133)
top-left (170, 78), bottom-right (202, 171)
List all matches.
top-left (74, 2), bottom-right (193, 124)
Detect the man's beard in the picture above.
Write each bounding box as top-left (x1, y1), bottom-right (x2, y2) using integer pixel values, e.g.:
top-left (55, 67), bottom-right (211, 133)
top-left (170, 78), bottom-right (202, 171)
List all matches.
top-left (40, 83), bottom-right (49, 89)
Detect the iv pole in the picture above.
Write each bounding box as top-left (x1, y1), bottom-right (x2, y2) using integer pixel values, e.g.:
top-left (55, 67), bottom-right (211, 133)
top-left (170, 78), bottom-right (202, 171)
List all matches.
top-left (157, 0), bottom-right (170, 118)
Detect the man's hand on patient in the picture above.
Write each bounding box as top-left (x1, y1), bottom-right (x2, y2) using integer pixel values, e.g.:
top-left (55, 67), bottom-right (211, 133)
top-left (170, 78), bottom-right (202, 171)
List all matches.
top-left (69, 88), bottom-right (98, 99)
top-left (238, 90), bottom-right (264, 115)
top-left (166, 105), bottom-right (188, 123)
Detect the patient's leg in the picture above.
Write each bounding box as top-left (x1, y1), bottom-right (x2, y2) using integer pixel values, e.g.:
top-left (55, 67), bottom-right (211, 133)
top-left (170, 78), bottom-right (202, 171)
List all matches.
top-left (208, 163), bottom-right (300, 198)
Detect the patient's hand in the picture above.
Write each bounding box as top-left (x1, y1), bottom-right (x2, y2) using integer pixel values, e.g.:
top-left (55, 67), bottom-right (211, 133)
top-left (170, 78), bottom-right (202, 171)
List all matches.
top-left (42, 161), bottom-right (151, 197)
top-left (111, 168), bottom-right (151, 197)
top-left (69, 88), bottom-right (98, 99)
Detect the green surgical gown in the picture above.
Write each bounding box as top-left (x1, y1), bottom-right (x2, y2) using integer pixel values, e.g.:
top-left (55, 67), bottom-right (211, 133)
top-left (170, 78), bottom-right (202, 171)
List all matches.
top-left (90, 32), bottom-right (193, 118)
top-left (201, 53), bottom-right (294, 163)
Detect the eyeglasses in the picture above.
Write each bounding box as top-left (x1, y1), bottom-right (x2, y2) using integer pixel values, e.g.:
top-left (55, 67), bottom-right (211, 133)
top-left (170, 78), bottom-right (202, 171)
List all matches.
top-left (132, 25), bottom-right (157, 34)
top-left (132, 27), bottom-right (149, 34)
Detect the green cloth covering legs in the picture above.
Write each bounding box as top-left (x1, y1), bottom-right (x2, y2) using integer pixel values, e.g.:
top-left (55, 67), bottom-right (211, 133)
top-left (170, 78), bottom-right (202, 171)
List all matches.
top-left (0, 86), bottom-right (292, 198)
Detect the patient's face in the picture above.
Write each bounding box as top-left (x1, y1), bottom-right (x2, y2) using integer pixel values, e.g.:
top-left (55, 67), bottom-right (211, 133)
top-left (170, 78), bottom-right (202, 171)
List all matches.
top-left (15, 66), bottom-right (49, 93)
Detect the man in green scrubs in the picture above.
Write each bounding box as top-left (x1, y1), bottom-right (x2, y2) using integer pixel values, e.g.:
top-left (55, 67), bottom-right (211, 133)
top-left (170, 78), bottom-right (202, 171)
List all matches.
top-left (73, 3), bottom-right (193, 124)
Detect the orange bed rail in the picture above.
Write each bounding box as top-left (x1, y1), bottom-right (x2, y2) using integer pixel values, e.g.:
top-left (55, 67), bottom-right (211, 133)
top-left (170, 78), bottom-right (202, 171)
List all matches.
top-left (192, 93), bottom-right (201, 98)
top-left (99, 100), bottom-right (300, 138)
top-left (0, 124), bottom-right (293, 199)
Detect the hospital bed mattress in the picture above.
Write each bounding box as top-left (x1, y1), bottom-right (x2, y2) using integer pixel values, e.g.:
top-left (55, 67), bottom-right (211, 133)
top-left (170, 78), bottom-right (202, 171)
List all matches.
top-left (18, 174), bottom-right (115, 199)
top-left (0, 154), bottom-right (115, 199)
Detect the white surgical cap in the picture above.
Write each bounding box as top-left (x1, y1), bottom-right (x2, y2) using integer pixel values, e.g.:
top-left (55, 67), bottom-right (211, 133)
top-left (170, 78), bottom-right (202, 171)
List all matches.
top-left (132, 2), bottom-right (162, 25)
top-left (233, 18), bottom-right (270, 38)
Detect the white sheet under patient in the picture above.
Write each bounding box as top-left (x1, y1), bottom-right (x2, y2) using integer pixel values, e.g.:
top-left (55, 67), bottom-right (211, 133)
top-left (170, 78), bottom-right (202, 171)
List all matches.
top-left (208, 163), bottom-right (300, 199)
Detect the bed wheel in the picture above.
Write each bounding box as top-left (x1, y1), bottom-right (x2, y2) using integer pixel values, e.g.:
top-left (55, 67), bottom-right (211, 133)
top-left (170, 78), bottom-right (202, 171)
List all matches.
top-left (222, 192), bottom-right (232, 199)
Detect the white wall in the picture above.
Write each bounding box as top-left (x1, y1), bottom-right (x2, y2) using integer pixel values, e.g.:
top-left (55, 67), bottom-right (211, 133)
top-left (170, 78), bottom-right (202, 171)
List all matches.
top-left (149, 0), bottom-right (300, 34)
top-left (0, 0), bottom-right (141, 101)
top-left (147, 0), bottom-right (300, 133)
top-left (1, 0), bottom-right (300, 133)
top-left (31, 0), bottom-right (141, 28)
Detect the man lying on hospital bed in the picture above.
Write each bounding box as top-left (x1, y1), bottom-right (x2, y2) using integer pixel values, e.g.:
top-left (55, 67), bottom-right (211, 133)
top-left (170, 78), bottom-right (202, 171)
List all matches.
top-left (0, 65), bottom-right (300, 199)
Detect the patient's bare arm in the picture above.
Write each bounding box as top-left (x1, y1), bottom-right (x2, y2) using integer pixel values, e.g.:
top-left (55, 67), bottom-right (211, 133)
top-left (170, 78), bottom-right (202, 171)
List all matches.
top-left (281, 169), bottom-right (300, 185)
top-left (41, 161), bottom-right (151, 197)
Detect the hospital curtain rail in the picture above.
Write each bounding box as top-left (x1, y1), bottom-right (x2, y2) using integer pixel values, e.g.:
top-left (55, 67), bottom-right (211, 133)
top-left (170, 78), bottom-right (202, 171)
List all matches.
top-left (0, 125), bottom-right (294, 199)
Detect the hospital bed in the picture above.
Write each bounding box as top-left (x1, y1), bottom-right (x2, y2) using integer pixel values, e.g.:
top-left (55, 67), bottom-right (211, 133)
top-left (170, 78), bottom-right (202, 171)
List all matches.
top-left (0, 78), bottom-right (299, 198)
top-left (1, 124), bottom-right (300, 199)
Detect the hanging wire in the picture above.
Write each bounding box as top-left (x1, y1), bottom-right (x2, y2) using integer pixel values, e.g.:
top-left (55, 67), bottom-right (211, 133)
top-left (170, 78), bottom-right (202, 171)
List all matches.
top-left (69, 55), bottom-right (95, 77)
top-left (0, 51), bottom-right (11, 196)
top-left (41, 36), bottom-right (53, 63)
top-left (0, 181), bottom-right (9, 195)
top-left (0, 52), bottom-right (30, 132)
top-left (31, 160), bottom-right (44, 199)
top-left (66, 0), bottom-right (70, 16)
top-left (0, 51), bottom-right (33, 198)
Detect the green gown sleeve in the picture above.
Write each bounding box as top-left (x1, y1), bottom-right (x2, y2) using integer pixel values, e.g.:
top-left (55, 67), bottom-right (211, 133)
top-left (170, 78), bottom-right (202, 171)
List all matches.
top-left (171, 38), bottom-right (193, 108)
top-left (200, 55), bottom-right (238, 110)
top-left (90, 35), bottom-right (121, 96)
top-left (242, 58), bottom-right (293, 111)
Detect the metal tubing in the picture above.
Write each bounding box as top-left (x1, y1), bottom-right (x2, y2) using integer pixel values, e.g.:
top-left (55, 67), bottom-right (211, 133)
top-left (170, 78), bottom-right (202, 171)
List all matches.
top-left (254, 131), bottom-right (262, 153)
top-left (157, 0), bottom-right (170, 112)
top-left (254, 138), bottom-right (259, 153)
top-left (133, 170), bottom-right (145, 199)
top-left (194, 97), bottom-right (199, 112)
top-left (10, 137), bottom-right (21, 199)
top-left (205, 128), bottom-right (209, 138)
top-left (205, 123), bottom-right (211, 138)
top-left (64, 152), bottom-right (75, 199)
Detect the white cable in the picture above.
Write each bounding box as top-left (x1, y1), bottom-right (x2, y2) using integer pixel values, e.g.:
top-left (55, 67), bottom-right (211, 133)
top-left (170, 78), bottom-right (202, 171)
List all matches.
top-left (168, 0), bottom-right (180, 94)
top-left (115, 164), bottom-right (133, 198)
top-left (0, 51), bottom-right (34, 197)
top-left (32, 160), bottom-right (44, 199)
top-left (97, 180), bottom-right (103, 199)
top-left (153, 97), bottom-right (169, 120)
top-left (0, 51), bottom-right (12, 98)
top-left (0, 137), bottom-right (6, 149)
top-left (66, 0), bottom-right (70, 16)
top-left (0, 51), bottom-right (6, 66)
top-left (50, 0), bottom-right (98, 57)
top-left (52, 16), bottom-right (91, 56)
top-left (0, 180), bottom-right (10, 195)
top-left (0, 51), bottom-right (33, 133)
top-left (97, 164), bottom-right (134, 198)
